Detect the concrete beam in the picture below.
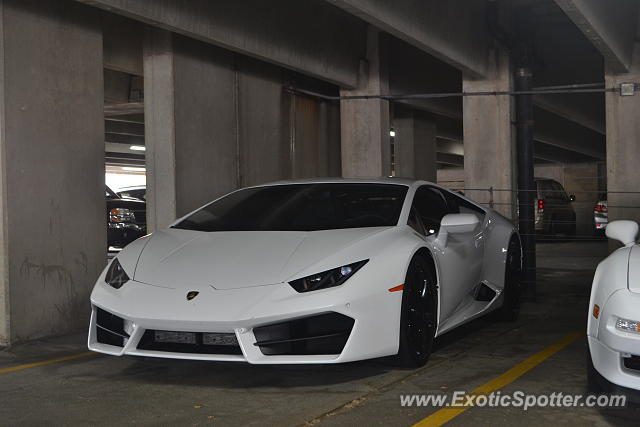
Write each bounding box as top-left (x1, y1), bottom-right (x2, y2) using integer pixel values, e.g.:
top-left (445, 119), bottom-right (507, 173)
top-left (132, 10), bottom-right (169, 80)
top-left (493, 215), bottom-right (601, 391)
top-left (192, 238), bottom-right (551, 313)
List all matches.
top-left (437, 153), bottom-right (464, 167)
top-left (76, 0), bottom-right (366, 88)
top-left (104, 120), bottom-right (144, 136)
top-left (105, 133), bottom-right (144, 145)
top-left (534, 94), bottom-right (604, 135)
top-left (103, 13), bottom-right (143, 75)
top-left (554, 0), bottom-right (638, 73)
top-left (437, 139), bottom-right (464, 156)
top-left (327, 0), bottom-right (489, 78)
top-left (533, 107), bottom-right (605, 160)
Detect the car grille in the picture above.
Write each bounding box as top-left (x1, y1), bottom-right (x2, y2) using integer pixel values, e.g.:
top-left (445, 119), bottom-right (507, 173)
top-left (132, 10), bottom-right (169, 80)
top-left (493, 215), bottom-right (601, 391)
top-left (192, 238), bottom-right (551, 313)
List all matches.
top-left (137, 329), bottom-right (242, 355)
top-left (253, 312), bottom-right (354, 356)
top-left (95, 307), bottom-right (128, 347)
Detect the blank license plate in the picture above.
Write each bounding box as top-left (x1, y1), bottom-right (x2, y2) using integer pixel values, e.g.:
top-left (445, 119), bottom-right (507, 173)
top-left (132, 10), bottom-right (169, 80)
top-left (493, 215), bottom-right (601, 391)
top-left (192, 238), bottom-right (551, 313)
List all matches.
top-left (154, 331), bottom-right (196, 344)
top-left (203, 333), bottom-right (238, 346)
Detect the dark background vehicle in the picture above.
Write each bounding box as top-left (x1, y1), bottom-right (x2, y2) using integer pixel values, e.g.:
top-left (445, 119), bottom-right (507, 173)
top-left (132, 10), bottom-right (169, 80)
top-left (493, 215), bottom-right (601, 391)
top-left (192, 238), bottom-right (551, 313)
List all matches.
top-left (106, 186), bottom-right (146, 248)
top-left (534, 178), bottom-right (577, 236)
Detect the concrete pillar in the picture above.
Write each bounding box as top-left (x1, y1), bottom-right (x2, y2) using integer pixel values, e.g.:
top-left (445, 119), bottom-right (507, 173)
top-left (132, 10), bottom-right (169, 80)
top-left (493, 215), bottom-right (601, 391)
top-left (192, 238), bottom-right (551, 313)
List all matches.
top-left (0, 0), bottom-right (105, 344)
top-left (393, 107), bottom-right (437, 181)
top-left (605, 42), bottom-right (640, 224)
top-left (462, 49), bottom-right (515, 218)
top-left (236, 56), bottom-right (290, 186)
top-left (340, 26), bottom-right (391, 178)
top-left (144, 29), bottom-right (238, 231)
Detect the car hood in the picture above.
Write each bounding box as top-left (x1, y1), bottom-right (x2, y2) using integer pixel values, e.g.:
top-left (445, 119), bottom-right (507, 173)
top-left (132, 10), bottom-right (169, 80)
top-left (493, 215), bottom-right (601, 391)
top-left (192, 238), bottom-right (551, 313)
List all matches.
top-left (132, 227), bottom-right (390, 290)
top-left (628, 246), bottom-right (640, 293)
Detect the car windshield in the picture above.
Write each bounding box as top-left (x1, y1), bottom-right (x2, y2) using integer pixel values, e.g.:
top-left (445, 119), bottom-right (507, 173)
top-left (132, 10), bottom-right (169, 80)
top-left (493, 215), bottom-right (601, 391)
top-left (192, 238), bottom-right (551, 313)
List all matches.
top-left (172, 183), bottom-right (408, 232)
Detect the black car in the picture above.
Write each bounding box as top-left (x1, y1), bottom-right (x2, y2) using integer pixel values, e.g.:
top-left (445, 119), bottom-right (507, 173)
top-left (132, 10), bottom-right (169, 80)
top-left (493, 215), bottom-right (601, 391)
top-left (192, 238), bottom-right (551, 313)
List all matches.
top-left (106, 186), bottom-right (146, 248)
top-left (534, 178), bottom-right (576, 236)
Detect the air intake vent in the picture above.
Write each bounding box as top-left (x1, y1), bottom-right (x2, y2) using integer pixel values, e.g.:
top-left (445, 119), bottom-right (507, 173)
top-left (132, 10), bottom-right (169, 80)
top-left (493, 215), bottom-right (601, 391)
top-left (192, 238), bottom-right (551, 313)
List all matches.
top-left (95, 307), bottom-right (127, 347)
top-left (253, 312), bottom-right (354, 356)
top-left (475, 283), bottom-right (497, 302)
top-left (623, 355), bottom-right (640, 371)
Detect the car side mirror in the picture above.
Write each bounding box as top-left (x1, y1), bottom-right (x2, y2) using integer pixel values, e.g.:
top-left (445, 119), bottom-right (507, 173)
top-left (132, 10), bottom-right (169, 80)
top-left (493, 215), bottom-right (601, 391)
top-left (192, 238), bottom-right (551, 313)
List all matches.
top-left (606, 220), bottom-right (638, 247)
top-left (435, 213), bottom-right (480, 249)
top-left (570, 195), bottom-right (576, 202)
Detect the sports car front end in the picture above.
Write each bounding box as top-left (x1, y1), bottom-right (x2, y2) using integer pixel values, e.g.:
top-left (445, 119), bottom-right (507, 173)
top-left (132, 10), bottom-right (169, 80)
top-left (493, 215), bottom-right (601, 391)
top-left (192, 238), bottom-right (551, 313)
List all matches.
top-left (88, 228), bottom-right (409, 364)
top-left (588, 222), bottom-right (640, 392)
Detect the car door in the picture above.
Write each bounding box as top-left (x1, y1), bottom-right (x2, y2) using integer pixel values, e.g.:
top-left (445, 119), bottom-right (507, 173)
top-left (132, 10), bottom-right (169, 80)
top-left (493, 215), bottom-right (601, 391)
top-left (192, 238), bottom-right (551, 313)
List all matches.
top-left (411, 186), bottom-right (485, 321)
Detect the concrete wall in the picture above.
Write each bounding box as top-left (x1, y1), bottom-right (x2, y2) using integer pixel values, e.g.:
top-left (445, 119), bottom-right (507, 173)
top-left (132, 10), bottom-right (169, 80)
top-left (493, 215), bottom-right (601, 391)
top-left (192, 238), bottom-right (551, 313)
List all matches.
top-left (437, 167), bottom-right (464, 191)
top-left (0, 0), bottom-right (106, 344)
top-left (145, 29), bottom-right (342, 231)
top-left (393, 106), bottom-right (437, 181)
top-left (237, 56), bottom-right (290, 187)
top-left (291, 95), bottom-right (341, 178)
top-left (173, 35), bottom-right (237, 216)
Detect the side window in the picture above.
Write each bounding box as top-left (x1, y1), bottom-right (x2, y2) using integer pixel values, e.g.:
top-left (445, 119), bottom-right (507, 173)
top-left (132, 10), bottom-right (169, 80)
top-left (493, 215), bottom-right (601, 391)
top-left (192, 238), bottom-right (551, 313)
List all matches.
top-left (407, 208), bottom-right (426, 235)
top-left (412, 187), bottom-right (449, 235)
top-left (453, 196), bottom-right (486, 223)
top-left (538, 180), bottom-right (554, 199)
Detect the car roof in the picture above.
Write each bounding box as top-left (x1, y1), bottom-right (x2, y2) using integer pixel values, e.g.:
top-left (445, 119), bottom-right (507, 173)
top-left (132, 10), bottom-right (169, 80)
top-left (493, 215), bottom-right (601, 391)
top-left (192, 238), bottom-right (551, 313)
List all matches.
top-left (255, 177), bottom-right (430, 187)
top-left (118, 186), bottom-right (146, 190)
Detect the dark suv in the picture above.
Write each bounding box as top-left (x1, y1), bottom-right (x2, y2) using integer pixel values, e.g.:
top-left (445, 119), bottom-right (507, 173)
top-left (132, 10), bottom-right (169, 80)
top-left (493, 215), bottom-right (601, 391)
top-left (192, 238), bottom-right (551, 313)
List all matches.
top-left (106, 186), bottom-right (146, 248)
top-left (534, 178), bottom-right (576, 236)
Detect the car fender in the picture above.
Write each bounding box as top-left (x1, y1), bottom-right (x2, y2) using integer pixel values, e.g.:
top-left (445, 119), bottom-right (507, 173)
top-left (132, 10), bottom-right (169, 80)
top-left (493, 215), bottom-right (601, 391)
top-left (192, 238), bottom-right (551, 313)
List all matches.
top-left (482, 212), bottom-right (519, 291)
top-left (588, 246), bottom-right (632, 338)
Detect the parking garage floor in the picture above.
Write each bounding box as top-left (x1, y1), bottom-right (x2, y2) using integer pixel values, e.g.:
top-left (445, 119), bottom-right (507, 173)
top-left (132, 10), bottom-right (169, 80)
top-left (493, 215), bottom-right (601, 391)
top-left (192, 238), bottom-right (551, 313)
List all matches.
top-left (1, 241), bottom-right (638, 426)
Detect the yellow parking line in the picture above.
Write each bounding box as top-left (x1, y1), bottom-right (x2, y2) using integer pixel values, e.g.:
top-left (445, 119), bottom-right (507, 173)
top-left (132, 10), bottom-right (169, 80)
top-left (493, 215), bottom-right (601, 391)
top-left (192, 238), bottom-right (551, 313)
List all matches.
top-left (413, 331), bottom-right (583, 427)
top-left (0, 351), bottom-right (95, 375)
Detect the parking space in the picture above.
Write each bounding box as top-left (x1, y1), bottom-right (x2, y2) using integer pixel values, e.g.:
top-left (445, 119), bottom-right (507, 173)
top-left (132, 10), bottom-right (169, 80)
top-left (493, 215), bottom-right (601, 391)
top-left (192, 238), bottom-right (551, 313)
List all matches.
top-left (1, 241), bottom-right (636, 426)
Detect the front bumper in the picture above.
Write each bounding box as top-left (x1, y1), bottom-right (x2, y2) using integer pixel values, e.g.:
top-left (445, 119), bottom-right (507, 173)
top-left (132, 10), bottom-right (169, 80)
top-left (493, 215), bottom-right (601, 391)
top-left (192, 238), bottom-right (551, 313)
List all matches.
top-left (88, 274), bottom-right (403, 364)
top-left (588, 290), bottom-right (640, 391)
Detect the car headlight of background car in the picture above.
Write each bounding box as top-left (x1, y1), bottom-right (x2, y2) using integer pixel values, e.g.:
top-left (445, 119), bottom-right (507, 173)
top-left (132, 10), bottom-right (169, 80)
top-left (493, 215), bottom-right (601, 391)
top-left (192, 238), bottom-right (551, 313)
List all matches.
top-left (289, 260), bottom-right (368, 293)
top-left (109, 208), bottom-right (136, 223)
top-left (105, 258), bottom-right (130, 289)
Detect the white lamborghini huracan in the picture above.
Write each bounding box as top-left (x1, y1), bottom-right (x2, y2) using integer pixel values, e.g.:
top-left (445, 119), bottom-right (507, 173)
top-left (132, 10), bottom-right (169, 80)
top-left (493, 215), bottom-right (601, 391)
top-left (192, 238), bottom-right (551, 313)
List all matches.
top-left (588, 220), bottom-right (640, 392)
top-left (88, 178), bottom-right (521, 366)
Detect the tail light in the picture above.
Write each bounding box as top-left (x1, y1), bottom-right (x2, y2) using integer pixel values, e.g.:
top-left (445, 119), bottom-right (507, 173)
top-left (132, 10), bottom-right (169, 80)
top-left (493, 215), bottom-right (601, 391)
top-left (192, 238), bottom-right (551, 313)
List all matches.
top-left (594, 203), bottom-right (607, 213)
top-left (536, 199), bottom-right (544, 212)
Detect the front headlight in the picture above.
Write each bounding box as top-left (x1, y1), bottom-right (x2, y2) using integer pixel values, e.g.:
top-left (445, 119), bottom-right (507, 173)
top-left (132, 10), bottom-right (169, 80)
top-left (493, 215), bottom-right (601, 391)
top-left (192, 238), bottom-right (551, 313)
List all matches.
top-left (105, 258), bottom-right (129, 289)
top-left (616, 317), bottom-right (640, 334)
top-left (110, 208), bottom-right (136, 223)
top-left (289, 260), bottom-right (368, 293)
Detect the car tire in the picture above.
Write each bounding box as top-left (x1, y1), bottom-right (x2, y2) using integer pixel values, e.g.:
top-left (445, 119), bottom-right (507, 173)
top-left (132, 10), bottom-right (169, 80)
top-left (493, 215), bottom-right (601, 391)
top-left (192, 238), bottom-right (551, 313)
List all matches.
top-left (496, 237), bottom-right (522, 321)
top-left (396, 255), bottom-right (438, 368)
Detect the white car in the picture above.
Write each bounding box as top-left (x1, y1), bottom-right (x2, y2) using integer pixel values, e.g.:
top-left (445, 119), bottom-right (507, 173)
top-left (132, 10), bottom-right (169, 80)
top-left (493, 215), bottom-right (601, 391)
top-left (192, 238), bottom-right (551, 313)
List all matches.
top-left (588, 220), bottom-right (640, 392)
top-left (88, 178), bottom-right (521, 367)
